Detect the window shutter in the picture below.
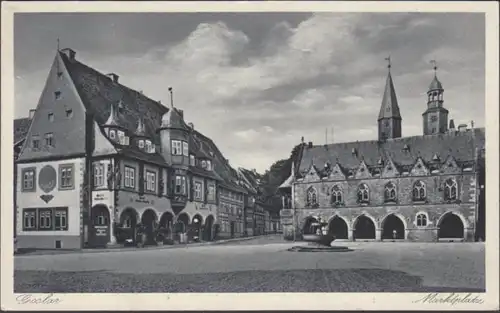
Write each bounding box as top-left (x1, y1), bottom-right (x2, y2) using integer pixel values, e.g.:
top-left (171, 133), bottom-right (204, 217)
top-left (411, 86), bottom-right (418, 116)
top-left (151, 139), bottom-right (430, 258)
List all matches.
top-left (189, 175), bottom-right (194, 202)
top-left (204, 178), bottom-right (208, 204)
top-left (158, 168), bottom-right (163, 197)
top-left (138, 163), bottom-right (144, 195)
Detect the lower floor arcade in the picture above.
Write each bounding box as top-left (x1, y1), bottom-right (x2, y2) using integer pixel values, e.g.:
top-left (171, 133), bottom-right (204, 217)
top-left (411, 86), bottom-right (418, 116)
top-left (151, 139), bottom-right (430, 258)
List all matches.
top-left (88, 205), bottom-right (217, 248)
top-left (295, 210), bottom-right (474, 242)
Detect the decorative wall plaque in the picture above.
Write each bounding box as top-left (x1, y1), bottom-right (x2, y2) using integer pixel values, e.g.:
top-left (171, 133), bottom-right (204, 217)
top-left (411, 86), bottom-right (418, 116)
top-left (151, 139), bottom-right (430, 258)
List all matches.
top-left (38, 165), bottom-right (57, 193)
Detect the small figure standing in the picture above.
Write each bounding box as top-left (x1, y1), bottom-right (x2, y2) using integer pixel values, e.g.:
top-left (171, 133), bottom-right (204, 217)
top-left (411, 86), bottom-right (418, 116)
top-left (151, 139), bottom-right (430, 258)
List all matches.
top-left (392, 229), bottom-right (397, 240)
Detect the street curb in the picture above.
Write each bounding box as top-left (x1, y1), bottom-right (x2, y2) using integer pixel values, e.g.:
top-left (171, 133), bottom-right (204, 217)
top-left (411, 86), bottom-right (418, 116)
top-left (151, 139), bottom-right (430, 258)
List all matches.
top-left (15, 235), bottom-right (279, 257)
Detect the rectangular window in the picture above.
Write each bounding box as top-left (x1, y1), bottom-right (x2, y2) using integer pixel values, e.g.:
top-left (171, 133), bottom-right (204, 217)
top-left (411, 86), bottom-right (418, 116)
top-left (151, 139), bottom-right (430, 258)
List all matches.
top-left (124, 166), bottom-right (136, 188)
top-left (48, 113), bottom-right (54, 122)
top-left (182, 141), bottom-right (189, 156)
top-left (93, 163), bottom-right (104, 187)
top-left (207, 184), bottom-right (215, 202)
top-left (138, 140), bottom-right (145, 149)
top-left (194, 182), bottom-right (202, 200)
top-left (54, 91), bottom-right (61, 99)
top-left (66, 109), bottom-right (73, 118)
top-left (44, 133), bottom-right (54, 147)
top-left (54, 208), bottom-right (68, 231)
top-left (32, 137), bottom-right (40, 150)
top-left (190, 155), bottom-right (195, 166)
top-left (22, 167), bottom-right (36, 191)
top-left (59, 164), bottom-right (74, 189)
top-left (146, 170), bottom-right (156, 192)
top-left (171, 140), bottom-right (182, 155)
top-left (109, 130), bottom-right (116, 139)
top-left (145, 140), bottom-right (151, 153)
top-left (175, 175), bottom-right (186, 195)
top-left (206, 160), bottom-right (212, 171)
top-left (23, 209), bottom-right (36, 230)
top-left (39, 209), bottom-right (52, 230)
top-left (118, 131), bottom-right (125, 145)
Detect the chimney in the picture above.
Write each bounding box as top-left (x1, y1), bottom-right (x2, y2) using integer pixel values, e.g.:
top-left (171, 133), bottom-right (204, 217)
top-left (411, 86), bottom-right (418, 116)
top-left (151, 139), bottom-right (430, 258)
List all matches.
top-left (29, 109), bottom-right (36, 119)
top-left (458, 124), bottom-right (468, 132)
top-left (107, 73), bottom-right (119, 83)
top-left (60, 48), bottom-right (76, 61)
top-left (188, 122), bottom-right (194, 131)
top-left (449, 119), bottom-right (455, 130)
top-left (177, 109), bottom-right (184, 119)
top-left (308, 141), bottom-right (313, 148)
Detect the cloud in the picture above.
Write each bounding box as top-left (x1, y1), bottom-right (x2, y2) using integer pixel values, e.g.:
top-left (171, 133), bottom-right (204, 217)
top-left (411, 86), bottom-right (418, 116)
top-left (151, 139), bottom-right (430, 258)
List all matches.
top-left (14, 13), bottom-right (485, 172)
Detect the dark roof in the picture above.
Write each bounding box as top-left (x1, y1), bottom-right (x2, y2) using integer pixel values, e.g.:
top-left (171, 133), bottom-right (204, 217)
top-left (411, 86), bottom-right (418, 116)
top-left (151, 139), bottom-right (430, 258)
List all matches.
top-left (298, 128), bottom-right (485, 175)
top-left (429, 75), bottom-right (443, 91)
top-left (378, 71), bottom-right (401, 120)
top-left (14, 117), bottom-right (32, 144)
top-left (60, 51), bottom-right (168, 143)
top-left (61, 50), bottom-right (246, 193)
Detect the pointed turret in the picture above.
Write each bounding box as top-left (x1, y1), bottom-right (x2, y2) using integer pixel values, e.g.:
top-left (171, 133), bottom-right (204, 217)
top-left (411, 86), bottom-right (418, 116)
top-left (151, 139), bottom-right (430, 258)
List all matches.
top-left (135, 118), bottom-right (147, 137)
top-left (423, 60), bottom-right (449, 135)
top-left (103, 101), bottom-right (120, 127)
top-left (378, 57), bottom-right (402, 141)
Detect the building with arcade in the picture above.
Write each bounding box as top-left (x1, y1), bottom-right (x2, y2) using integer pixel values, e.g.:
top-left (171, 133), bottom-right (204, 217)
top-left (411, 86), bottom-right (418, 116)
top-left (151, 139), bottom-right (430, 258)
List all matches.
top-left (14, 47), bottom-right (249, 250)
top-left (279, 62), bottom-right (485, 242)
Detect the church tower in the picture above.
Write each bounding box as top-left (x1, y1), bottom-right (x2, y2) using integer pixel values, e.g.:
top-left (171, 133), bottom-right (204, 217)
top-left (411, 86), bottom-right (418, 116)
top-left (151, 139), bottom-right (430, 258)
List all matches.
top-left (422, 61), bottom-right (448, 135)
top-left (378, 57), bottom-right (402, 141)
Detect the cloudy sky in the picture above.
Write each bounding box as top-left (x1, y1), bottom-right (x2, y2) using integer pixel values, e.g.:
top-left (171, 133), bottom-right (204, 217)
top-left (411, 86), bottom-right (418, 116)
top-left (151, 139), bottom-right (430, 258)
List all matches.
top-left (14, 12), bottom-right (485, 172)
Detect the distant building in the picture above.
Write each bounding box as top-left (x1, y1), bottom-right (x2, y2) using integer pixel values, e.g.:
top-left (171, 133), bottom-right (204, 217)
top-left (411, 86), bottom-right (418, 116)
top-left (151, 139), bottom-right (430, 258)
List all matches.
top-left (279, 64), bottom-right (485, 242)
top-left (14, 48), bottom-right (250, 250)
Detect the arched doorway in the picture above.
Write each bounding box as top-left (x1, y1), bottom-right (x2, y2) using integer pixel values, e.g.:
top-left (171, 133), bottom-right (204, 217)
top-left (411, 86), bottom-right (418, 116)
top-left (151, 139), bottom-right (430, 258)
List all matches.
top-left (302, 217), bottom-right (318, 235)
top-left (90, 205), bottom-right (110, 247)
top-left (141, 209), bottom-right (158, 245)
top-left (175, 213), bottom-right (190, 242)
top-left (438, 212), bottom-right (464, 239)
top-left (204, 215), bottom-right (215, 241)
top-left (159, 212), bottom-right (174, 242)
top-left (381, 214), bottom-right (405, 240)
top-left (192, 214), bottom-right (203, 242)
top-left (353, 215), bottom-right (376, 240)
top-left (328, 216), bottom-right (348, 239)
top-left (119, 208), bottom-right (138, 244)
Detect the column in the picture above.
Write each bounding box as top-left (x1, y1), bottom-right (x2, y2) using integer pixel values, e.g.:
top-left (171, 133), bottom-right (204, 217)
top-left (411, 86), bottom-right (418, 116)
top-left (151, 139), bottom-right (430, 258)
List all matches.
top-left (375, 229), bottom-right (382, 241)
top-left (348, 228), bottom-right (353, 241)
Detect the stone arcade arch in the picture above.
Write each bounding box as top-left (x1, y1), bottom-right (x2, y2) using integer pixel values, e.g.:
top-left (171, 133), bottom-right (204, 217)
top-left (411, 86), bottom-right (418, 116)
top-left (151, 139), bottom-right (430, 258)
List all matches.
top-left (204, 215), bottom-right (215, 241)
top-left (175, 213), bottom-right (190, 242)
top-left (328, 215), bottom-right (349, 239)
top-left (141, 209), bottom-right (158, 245)
top-left (381, 214), bottom-right (406, 240)
top-left (119, 208), bottom-right (139, 244)
top-left (89, 204), bottom-right (111, 247)
top-left (192, 214), bottom-right (204, 241)
top-left (159, 211), bottom-right (174, 240)
top-left (438, 212), bottom-right (465, 240)
top-left (353, 215), bottom-right (376, 240)
top-left (302, 216), bottom-right (319, 235)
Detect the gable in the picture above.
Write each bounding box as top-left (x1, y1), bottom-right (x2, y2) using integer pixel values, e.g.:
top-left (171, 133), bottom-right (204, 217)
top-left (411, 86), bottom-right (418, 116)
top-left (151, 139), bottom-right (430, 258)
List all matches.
top-left (441, 155), bottom-right (461, 174)
top-left (328, 163), bottom-right (346, 180)
top-left (17, 53), bottom-right (87, 162)
top-left (410, 157), bottom-right (430, 176)
top-left (355, 160), bottom-right (372, 179)
top-left (302, 163), bottom-right (321, 182)
top-left (93, 121), bottom-right (117, 157)
top-left (381, 157), bottom-right (400, 178)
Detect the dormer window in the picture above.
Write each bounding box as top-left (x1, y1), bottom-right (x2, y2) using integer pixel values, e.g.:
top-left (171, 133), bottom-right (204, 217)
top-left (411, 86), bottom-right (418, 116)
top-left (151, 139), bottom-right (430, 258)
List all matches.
top-left (145, 140), bottom-right (152, 152)
top-left (109, 130), bottom-right (116, 139)
top-left (189, 155), bottom-right (195, 166)
top-left (118, 131), bottom-right (125, 145)
top-left (403, 144), bottom-right (410, 152)
top-left (206, 160), bottom-right (212, 171)
top-left (138, 140), bottom-right (145, 149)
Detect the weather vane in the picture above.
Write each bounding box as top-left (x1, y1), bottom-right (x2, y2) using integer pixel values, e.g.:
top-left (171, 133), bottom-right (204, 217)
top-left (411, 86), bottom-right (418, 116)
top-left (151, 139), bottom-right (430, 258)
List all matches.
top-left (385, 56), bottom-right (391, 70)
top-left (430, 59), bottom-right (438, 75)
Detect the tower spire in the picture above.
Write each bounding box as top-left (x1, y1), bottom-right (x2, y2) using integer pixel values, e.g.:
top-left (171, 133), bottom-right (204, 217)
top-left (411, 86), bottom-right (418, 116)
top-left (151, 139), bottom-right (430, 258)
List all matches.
top-left (378, 56), bottom-right (402, 141)
top-left (430, 59), bottom-right (438, 77)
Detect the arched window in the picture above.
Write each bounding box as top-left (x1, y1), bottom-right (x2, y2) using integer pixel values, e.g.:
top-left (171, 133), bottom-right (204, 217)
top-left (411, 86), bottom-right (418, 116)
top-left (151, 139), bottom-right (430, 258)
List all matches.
top-left (331, 185), bottom-right (343, 205)
top-left (416, 213), bottom-right (428, 227)
top-left (413, 181), bottom-right (426, 201)
top-left (384, 182), bottom-right (397, 202)
top-left (444, 179), bottom-right (458, 201)
top-left (306, 187), bottom-right (317, 206)
top-left (357, 184), bottom-right (369, 203)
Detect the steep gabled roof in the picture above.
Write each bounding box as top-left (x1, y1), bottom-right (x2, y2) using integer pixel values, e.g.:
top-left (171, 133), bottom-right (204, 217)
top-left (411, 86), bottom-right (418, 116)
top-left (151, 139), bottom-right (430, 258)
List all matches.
top-left (14, 117), bottom-right (32, 144)
top-left (378, 71), bottom-right (401, 120)
top-left (298, 128), bottom-right (485, 175)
